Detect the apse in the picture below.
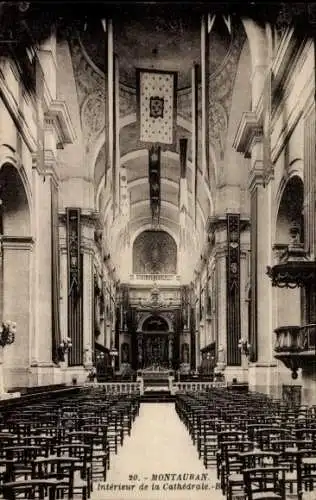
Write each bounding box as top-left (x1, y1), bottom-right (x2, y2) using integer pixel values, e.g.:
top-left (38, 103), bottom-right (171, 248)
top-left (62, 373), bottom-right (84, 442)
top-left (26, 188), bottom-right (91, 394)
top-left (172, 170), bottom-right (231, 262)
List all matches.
top-left (133, 230), bottom-right (177, 274)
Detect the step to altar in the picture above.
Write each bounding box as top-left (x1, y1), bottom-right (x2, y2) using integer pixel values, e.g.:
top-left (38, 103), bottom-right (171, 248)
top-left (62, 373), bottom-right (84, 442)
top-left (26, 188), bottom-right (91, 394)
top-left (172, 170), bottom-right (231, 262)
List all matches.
top-left (141, 391), bottom-right (175, 403)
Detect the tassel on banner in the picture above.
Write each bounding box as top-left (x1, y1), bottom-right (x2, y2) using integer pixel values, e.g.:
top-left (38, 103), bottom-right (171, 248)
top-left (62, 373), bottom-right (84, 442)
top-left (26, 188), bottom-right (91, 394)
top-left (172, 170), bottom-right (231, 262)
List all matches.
top-left (222, 15), bottom-right (232, 34)
top-left (207, 13), bottom-right (216, 34)
top-left (101, 18), bottom-right (106, 32)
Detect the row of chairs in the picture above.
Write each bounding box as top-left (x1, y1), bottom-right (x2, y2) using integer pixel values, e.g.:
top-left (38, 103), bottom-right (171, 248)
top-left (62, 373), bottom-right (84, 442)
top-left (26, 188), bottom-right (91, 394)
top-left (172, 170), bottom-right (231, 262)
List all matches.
top-left (176, 388), bottom-right (316, 499)
top-left (0, 387), bottom-right (140, 499)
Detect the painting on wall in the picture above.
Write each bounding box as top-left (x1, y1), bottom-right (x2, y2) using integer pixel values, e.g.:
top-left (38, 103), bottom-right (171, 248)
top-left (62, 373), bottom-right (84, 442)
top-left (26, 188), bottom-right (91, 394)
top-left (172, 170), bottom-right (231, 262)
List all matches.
top-left (133, 230), bottom-right (177, 274)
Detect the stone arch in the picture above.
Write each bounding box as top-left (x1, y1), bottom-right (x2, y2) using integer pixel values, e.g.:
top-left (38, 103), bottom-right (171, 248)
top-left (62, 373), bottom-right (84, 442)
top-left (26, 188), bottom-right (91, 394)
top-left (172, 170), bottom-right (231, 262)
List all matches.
top-left (275, 173), bottom-right (304, 244)
top-left (0, 162), bottom-right (31, 237)
top-left (0, 144), bottom-right (32, 233)
top-left (0, 151), bottom-right (33, 390)
top-left (275, 174), bottom-right (304, 329)
top-left (137, 312), bottom-right (174, 333)
top-left (130, 223), bottom-right (179, 249)
top-left (142, 315), bottom-right (169, 332)
top-left (275, 160), bottom-right (304, 235)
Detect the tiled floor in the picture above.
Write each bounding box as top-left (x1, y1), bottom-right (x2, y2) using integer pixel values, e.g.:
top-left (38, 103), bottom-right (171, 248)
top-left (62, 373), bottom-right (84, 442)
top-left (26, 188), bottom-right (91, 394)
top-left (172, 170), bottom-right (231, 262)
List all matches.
top-left (92, 402), bottom-right (225, 499)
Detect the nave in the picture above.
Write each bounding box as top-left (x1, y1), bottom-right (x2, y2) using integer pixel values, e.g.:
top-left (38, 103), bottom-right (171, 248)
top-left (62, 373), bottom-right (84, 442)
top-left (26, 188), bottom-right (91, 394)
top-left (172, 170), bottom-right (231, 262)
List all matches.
top-left (104, 402), bottom-right (222, 499)
top-left (0, 386), bottom-right (316, 498)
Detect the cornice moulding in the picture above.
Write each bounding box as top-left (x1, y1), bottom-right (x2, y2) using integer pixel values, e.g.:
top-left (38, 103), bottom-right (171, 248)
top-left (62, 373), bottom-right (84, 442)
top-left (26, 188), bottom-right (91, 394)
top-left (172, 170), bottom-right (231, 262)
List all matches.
top-left (206, 214), bottom-right (250, 234)
top-left (58, 209), bottom-right (100, 226)
top-left (0, 67), bottom-right (37, 153)
top-left (45, 100), bottom-right (77, 145)
top-left (233, 111), bottom-right (262, 157)
top-left (1, 235), bottom-right (35, 250)
top-left (248, 162), bottom-right (265, 192)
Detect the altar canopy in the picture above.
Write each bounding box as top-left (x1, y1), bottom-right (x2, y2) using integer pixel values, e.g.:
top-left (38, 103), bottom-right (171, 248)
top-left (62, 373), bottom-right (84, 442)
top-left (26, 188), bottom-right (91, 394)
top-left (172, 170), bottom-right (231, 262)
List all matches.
top-left (137, 69), bottom-right (177, 145)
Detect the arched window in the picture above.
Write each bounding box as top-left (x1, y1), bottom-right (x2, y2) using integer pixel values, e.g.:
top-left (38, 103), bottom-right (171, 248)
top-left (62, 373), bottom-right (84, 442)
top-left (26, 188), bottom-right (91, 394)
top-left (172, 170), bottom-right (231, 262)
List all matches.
top-left (133, 230), bottom-right (177, 274)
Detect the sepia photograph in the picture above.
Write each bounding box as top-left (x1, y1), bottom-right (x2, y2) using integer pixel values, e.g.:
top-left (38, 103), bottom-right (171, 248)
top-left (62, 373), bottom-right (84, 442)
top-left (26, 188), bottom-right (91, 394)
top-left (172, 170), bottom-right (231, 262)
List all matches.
top-left (0, 0), bottom-right (315, 498)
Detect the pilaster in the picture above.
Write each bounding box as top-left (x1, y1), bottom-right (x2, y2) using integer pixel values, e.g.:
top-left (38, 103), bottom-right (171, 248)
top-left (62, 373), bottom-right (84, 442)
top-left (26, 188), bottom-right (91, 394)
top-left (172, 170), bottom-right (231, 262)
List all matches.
top-left (2, 236), bottom-right (34, 389)
top-left (80, 211), bottom-right (98, 370)
top-left (234, 104), bottom-right (276, 392)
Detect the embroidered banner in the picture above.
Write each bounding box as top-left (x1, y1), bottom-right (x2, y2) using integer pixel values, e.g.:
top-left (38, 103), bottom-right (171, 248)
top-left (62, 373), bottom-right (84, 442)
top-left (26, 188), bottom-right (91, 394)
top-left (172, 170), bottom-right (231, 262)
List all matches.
top-left (137, 69), bottom-right (177, 145)
top-left (148, 145), bottom-right (161, 225)
top-left (226, 214), bottom-right (241, 366)
top-left (66, 207), bottom-right (83, 366)
top-left (66, 208), bottom-right (81, 297)
top-left (51, 180), bottom-right (61, 364)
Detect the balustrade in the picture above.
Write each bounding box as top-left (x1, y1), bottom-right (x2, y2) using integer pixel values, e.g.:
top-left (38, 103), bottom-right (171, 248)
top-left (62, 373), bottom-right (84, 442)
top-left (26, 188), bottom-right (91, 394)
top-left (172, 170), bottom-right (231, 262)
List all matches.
top-left (130, 273), bottom-right (180, 282)
top-left (84, 382), bottom-right (141, 394)
top-left (172, 381), bottom-right (226, 394)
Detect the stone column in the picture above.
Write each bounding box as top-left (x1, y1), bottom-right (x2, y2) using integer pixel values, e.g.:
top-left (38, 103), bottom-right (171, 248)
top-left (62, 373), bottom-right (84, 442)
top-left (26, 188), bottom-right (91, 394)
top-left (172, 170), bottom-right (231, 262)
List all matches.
top-left (81, 216), bottom-right (95, 371)
top-left (59, 239), bottom-right (68, 343)
top-left (241, 19), bottom-right (268, 109)
top-left (168, 333), bottom-right (174, 368)
top-left (248, 162), bottom-right (277, 394)
top-left (215, 243), bottom-right (227, 362)
top-left (195, 329), bottom-right (200, 372)
top-left (180, 327), bottom-right (190, 374)
top-left (0, 348), bottom-right (5, 393)
top-left (137, 334), bottom-right (143, 369)
top-left (119, 329), bottom-right (132, 370)
top-left (2, 237), bottom-right (33, 389)
top-left (234, 122), bottom-right (277, 393)
top-left (30, 164), bottom-right (59, 385)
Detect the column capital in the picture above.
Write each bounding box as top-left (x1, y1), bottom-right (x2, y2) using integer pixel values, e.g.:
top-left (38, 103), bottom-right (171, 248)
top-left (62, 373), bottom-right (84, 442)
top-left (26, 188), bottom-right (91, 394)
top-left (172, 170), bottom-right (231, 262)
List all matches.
top-left (215, 242), bottom-right (228, 259)
top-left (58, 210), bottom-right (101, 228)
top-left (248, 161), bottom-right (267, 192)
top-left (32, 153), bottom-right (60, 187)
top-left (206, 215), bottom-right (250, 235)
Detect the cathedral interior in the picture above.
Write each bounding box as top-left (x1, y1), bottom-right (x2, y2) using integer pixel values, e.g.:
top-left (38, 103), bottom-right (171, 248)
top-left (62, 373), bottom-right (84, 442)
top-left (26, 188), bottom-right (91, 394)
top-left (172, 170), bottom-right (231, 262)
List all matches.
top-left (0, 2), bottom-right (315, 497)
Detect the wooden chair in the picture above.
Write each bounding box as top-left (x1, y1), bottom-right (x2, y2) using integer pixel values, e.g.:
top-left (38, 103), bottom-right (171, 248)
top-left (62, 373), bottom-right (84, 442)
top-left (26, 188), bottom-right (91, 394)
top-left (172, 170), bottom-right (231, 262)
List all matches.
top-left (1, 478), bottom-right (61, 499)
top-left (243, 466), bottom-right (287, 500)
top-left (32, 455), bottom-right (89, 500)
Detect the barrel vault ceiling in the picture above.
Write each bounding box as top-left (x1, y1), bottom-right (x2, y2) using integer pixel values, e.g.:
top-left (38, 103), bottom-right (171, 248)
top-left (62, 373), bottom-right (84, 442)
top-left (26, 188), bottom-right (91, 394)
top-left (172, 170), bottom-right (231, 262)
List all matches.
top-left (67, 4), bottom-right (246, 252)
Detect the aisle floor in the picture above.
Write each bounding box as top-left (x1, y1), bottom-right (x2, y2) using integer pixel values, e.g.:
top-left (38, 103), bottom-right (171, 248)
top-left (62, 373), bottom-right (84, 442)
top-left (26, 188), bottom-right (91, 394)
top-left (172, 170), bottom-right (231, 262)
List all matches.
top-left (92, 402), bottom-right (224, 499)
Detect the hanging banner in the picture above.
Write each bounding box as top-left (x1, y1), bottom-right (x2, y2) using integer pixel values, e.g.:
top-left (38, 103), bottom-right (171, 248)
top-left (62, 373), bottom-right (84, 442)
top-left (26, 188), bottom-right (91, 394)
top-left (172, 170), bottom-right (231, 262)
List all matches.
top-left (137, 68), bottom-right (177, 146)
top-left (66, 208), bottom-right (81, 297)
top-left (226, 213), bottom-right (241, 366)
top-left (179, 138), bottom-right (188, 179)
top-left (148, 145), bottom-right (161, 225)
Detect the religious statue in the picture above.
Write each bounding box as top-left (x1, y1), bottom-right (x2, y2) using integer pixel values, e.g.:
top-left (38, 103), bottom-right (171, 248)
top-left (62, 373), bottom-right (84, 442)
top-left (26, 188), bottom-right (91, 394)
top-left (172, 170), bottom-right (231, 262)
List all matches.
top-left (121, 342), bottom-right (130, 364)
top-left (214, 344), bottom-right (226, 381)
top-left (217, 344), bottom-right (226, 364)
top-left (84, 346), bottom-right (92, 365)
